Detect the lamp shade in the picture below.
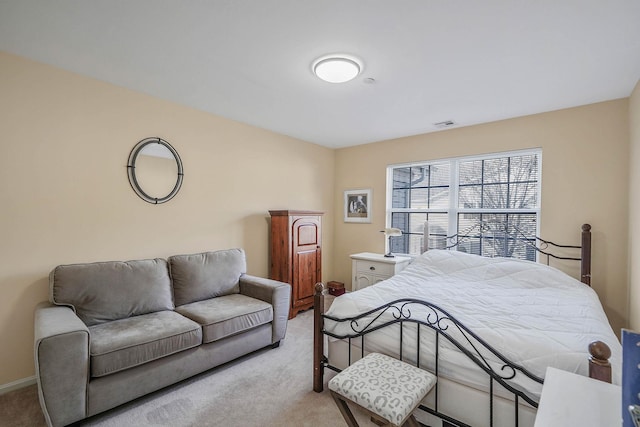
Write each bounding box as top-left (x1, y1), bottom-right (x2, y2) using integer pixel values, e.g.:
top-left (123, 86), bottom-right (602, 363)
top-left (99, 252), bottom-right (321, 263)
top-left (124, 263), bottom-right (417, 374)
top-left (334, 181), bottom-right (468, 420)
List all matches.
top-left (381, 228), bottom-right (402, 258)
top-left (382, 228), bottom-right (403, 237)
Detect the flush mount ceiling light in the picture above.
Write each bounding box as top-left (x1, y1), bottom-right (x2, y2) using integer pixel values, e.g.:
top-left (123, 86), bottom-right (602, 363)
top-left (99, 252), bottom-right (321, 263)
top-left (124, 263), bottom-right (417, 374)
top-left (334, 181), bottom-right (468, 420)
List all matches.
top-left (312, 55), bottom-right (362, 83)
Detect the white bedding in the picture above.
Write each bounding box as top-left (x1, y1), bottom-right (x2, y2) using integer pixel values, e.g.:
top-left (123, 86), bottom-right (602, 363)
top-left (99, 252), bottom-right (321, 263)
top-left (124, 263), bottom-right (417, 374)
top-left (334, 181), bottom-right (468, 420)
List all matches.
top-left (324, 250), bottom-right (621, 401)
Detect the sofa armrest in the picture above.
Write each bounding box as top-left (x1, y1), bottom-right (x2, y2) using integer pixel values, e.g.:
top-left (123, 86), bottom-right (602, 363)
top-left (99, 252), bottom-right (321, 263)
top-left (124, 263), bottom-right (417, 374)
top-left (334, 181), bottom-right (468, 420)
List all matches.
top-left (239, 275), bottom-right (291, 344)
top-left (34, 302), bottom-right (90, 427)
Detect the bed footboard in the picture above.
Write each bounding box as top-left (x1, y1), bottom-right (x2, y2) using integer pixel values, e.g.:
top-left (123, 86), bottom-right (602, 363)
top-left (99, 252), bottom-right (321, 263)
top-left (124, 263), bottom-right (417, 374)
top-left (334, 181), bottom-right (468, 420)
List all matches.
top-left (312, 282), bottom-right (612, 426)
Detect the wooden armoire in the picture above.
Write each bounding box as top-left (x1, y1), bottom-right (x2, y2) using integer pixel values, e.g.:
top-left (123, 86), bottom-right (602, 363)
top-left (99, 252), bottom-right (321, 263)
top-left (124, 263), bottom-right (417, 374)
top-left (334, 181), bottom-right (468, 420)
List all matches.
top-left (269, 210), bottom-right (323, 319)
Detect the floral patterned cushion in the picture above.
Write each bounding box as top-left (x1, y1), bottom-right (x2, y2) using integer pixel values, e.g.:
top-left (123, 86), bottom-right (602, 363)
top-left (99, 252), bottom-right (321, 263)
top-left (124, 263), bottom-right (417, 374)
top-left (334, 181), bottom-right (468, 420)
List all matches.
top-left (329, 352), bottom-right (436, 426)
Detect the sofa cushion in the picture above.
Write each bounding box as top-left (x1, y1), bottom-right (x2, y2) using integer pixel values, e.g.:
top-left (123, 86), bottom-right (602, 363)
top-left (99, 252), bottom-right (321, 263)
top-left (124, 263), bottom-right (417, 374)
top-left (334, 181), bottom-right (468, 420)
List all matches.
top-left (169, 248), bottom-right (247, 306)
top-left (88, 310), bottom-right (202, 378)
top-left (50, 258), bottom-right (174, 326)
top-left (176, 294), bottom-right (273, 343)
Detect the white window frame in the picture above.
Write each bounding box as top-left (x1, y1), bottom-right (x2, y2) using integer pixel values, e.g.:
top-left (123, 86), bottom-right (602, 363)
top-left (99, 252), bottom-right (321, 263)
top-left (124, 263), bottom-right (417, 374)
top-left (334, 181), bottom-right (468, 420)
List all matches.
top-left (385, 148), bottom-right (542, 258)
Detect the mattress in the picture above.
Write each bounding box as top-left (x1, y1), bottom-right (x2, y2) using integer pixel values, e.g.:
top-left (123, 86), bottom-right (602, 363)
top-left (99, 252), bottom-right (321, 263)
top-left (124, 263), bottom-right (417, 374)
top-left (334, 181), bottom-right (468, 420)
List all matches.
top-left (323, 249), bottom-right (622, 402)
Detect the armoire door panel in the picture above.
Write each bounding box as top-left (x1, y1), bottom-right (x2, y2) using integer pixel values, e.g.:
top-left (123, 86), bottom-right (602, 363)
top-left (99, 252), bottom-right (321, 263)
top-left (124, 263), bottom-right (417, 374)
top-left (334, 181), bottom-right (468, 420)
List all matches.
top-left (269, 210), bottom-right (323, 319)
top-left (296, 223), bottom-right (318, 246)
top-left (293, 250), bottom-right (319, 305)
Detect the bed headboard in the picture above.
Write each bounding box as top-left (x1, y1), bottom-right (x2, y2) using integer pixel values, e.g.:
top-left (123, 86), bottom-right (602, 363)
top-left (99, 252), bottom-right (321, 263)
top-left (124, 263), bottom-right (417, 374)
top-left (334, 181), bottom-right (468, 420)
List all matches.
top-left (422, 221), bottom-right (592, 286)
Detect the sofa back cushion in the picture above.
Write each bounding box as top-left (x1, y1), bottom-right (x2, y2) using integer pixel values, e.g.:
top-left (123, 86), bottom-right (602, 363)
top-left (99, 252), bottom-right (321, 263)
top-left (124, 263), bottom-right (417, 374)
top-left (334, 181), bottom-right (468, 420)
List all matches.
top-left (169, 248), bottom-right (246, 306)
top-left (50, 258), bottom-right (174, 326)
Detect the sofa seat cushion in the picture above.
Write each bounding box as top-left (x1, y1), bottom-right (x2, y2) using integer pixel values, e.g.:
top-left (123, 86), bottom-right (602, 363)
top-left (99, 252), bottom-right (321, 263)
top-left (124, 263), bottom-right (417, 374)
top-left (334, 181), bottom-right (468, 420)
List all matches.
top-left (88, 310), bottom-right (202, 378)
top-left (176, 294), bottom-right (273, 344)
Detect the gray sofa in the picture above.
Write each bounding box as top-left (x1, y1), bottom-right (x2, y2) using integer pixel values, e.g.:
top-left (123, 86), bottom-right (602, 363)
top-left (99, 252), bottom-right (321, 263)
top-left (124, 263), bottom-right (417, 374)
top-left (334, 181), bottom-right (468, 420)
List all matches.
top-left (34, 248), bottom-right (291, 427)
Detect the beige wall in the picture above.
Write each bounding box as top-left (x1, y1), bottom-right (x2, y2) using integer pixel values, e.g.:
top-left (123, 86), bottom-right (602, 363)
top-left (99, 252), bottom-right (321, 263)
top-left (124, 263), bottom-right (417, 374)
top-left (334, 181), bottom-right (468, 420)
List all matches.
top-left (0, 52), bottom-right (335, 385)
top-left (333, 100), bottom-right (630, 335)
top-left (0, 48), bottom-right (634, 387)
top-left (629, 79), bottom-right (640, 330)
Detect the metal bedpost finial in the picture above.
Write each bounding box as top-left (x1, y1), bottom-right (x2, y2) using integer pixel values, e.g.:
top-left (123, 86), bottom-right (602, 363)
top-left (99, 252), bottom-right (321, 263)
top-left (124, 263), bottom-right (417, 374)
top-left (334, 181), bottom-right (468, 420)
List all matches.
top-left (589, 340), bottom-right (611, 361)
top-left (582, 223), bottom-right (591, 232)
top-left (588, 340), bottom-right (612, 383)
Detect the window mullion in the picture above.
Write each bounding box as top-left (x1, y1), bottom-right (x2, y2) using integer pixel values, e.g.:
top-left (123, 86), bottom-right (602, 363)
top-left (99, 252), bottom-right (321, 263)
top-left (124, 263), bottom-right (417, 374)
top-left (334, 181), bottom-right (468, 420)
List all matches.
top-left (448, 160), bottom-right (459, 246)
top-left (507, 157), bottom-right (511, 209)
top-left (456, 208), bottom-right (538, 214)
top-left (427, 165), bottom-right (431, 209)
top-left (480, 159), bottom-right (485, 209)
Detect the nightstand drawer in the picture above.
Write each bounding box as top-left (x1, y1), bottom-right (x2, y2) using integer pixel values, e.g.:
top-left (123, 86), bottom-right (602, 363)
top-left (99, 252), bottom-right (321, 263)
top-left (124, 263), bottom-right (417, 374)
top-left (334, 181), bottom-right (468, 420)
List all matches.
top-left (355, 260), bottom-right (395, 277)
top-left (350, 252), bottom-right (412, 291)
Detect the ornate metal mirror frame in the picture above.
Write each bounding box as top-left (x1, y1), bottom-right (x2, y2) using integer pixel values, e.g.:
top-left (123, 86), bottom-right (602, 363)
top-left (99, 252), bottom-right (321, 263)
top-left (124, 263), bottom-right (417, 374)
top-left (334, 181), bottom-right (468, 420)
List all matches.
top-left (127, 137), bottom-right (184, 204)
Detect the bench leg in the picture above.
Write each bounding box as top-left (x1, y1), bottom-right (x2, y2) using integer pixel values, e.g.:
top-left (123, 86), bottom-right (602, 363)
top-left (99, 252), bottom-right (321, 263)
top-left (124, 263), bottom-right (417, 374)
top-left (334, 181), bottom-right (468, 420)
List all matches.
top-left (403, 414), bottom-right (420, 427)
top-left (330, 390), bottom-right (360, 427)
top-left (371, 416), bottom-right (386, 426)
top-left (330, 391), bottom-right (423, 427)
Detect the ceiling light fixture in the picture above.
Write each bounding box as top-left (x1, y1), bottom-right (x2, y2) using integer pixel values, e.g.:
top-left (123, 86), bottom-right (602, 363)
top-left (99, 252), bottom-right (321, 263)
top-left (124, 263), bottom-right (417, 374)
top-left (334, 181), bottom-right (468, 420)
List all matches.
top-left (312, 54), bottom-right (362, 83)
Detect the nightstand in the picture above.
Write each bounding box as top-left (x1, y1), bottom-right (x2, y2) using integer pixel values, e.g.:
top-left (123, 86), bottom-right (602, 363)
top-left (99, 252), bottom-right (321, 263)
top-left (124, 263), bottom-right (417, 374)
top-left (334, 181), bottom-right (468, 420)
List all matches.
top-left (533, 367), bottom-right (621, 427)
top-left (350, 252), bottom-right (411, 291)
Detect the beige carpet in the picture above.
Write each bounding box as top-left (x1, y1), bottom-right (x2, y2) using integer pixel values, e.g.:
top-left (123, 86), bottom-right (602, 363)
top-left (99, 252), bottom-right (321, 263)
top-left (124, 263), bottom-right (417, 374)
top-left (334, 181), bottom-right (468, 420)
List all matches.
top-left (0, 310), bottom-right (377, 427)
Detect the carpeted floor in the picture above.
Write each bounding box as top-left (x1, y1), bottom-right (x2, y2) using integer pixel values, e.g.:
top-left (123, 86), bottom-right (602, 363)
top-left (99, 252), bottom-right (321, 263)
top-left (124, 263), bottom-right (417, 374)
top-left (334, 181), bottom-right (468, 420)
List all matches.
top-left (0, 309), bottom-right (376, 427)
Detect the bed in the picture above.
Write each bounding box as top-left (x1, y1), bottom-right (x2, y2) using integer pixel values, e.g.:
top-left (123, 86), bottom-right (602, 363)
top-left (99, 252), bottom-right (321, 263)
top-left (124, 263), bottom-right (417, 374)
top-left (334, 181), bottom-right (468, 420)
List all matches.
top-left (312, 224), bottom-right (621, 427)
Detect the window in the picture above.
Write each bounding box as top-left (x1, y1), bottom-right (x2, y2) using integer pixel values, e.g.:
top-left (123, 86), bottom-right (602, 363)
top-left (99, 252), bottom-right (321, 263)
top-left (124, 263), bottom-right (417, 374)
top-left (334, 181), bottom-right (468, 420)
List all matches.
top-left (387, 150), bottom-right (541, 260)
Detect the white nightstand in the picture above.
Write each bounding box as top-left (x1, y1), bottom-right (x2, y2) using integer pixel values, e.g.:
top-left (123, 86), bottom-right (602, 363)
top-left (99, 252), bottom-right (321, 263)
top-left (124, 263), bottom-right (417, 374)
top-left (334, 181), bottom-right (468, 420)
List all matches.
top-left (534, 367), bottom-right (621, 427)
top-left (350, 252), bottom-right (411, 291)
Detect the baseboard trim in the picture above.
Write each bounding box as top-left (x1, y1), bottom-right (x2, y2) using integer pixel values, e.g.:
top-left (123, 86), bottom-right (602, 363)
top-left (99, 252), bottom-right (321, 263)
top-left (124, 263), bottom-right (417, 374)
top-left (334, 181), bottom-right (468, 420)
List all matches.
top-left (0, 376), bottom-right (36, 395)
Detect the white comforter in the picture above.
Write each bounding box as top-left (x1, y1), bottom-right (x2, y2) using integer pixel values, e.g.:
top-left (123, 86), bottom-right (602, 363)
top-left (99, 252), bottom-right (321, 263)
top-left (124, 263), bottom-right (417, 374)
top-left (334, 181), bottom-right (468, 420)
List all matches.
top-left (324, 250), bottom-right (621, 400)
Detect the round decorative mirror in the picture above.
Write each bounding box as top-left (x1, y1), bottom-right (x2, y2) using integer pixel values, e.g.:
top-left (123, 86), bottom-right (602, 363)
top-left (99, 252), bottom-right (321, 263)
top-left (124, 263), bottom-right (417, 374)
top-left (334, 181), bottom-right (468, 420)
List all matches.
top-left (127, 137), bottom-right (184, 204)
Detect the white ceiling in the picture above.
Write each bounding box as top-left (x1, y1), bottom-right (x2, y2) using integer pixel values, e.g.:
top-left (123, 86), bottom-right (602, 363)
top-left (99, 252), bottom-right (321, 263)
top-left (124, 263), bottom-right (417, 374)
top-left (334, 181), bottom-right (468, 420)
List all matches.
top-left (1, 1), bottom-right (639, 148)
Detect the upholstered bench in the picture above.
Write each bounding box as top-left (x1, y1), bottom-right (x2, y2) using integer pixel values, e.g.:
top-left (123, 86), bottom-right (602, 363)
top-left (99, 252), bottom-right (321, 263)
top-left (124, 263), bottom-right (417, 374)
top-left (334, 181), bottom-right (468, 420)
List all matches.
top-left (328, 352), bottom-right (436, 427)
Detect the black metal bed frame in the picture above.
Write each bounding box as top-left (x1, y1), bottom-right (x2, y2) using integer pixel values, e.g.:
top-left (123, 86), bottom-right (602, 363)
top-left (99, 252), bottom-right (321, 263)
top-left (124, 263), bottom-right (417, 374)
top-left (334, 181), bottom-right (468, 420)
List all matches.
top-left (313, 223), bottom-right (594, 427)
top-left (322, 299), bottom-right (542, 427)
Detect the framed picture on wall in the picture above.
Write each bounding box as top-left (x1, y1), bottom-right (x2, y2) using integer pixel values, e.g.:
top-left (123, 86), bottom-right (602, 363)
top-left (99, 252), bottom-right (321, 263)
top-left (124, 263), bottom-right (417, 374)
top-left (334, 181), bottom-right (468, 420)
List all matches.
top-left (344, 189), bottom-right (372, 223)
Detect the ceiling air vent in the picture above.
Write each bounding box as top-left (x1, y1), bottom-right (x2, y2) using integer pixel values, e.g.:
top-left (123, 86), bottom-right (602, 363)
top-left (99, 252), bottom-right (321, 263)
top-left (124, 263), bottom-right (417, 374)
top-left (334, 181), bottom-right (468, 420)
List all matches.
top-left (434, 120), bottom-right (456, 129)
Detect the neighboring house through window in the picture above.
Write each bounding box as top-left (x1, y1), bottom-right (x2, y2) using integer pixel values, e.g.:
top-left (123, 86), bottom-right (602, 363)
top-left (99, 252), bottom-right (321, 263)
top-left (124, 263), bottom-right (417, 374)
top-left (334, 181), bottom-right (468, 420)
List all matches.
top-left (386, 149), bottom-right (541, 260)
